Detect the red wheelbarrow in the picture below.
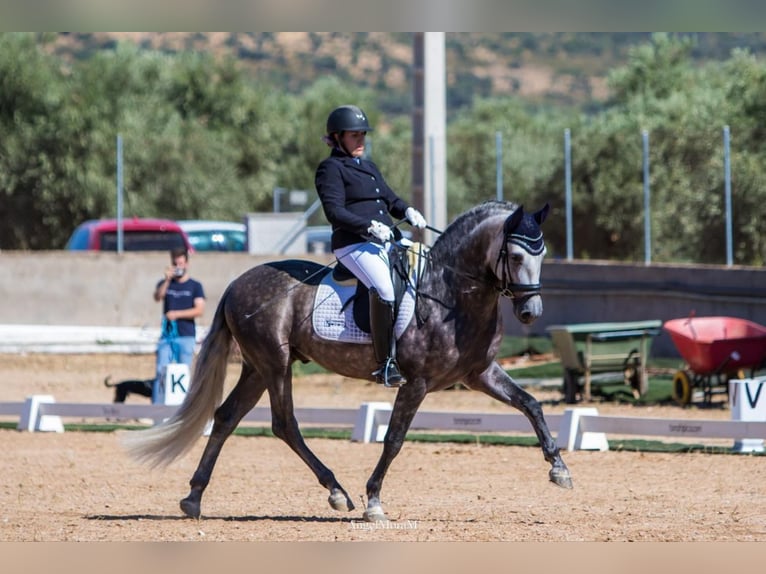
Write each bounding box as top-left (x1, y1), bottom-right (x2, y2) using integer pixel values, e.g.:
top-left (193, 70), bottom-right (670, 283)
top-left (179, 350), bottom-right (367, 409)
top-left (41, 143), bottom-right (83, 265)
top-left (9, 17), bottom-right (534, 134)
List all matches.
top-left (663, 315), bottom-right (766, 405)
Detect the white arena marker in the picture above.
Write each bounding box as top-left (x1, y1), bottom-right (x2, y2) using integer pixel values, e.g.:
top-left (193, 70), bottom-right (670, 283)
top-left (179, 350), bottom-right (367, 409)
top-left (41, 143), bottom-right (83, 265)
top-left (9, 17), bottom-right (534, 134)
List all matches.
top-left (729, 377), bottom-right (766, 453)
top-left (18, 394), bottom-right (64, 433)
top-left (351, 402), bottom-right (392, 443)
top-left (557, 407), bottom-right (609, 452)
top-left (153, 363), bottom-right (191, 406)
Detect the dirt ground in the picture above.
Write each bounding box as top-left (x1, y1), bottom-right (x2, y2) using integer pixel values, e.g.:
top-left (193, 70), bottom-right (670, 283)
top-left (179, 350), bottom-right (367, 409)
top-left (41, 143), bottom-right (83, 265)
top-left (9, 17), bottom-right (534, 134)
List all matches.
top-left (1, 353), bottom-right (765, 542)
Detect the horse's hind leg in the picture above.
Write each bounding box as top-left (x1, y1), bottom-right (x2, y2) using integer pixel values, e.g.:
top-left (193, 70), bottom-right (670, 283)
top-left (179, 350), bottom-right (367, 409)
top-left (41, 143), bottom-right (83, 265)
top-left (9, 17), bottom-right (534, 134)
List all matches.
top-left (466, 362), bottom-right (573, 489)
top-left (268, 366), bottom-right (354, 513)
top-left (180, 362), bottom-right (267, 519)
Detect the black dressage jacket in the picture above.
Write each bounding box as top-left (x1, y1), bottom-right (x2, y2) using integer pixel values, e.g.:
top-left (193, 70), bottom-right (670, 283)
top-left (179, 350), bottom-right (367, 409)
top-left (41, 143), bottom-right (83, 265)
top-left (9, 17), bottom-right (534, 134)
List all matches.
top-left (315, 148), bottom-right (410, 250)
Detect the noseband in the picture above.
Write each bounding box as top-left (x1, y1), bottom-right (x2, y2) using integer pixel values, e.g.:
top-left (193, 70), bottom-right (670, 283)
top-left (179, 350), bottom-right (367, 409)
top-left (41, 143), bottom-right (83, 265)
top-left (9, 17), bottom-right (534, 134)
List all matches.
top-left (494, 207), bottom-right (545, 300)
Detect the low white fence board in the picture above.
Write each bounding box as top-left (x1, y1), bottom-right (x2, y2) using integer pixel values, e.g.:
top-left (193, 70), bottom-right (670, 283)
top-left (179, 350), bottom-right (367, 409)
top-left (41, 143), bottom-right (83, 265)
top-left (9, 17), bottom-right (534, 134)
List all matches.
top-left (0, 401), bottom-right (25, 416)
top-left (579, 414), bottom-right (766, 440)
top-left (3, 397), bottom-right (765, 453)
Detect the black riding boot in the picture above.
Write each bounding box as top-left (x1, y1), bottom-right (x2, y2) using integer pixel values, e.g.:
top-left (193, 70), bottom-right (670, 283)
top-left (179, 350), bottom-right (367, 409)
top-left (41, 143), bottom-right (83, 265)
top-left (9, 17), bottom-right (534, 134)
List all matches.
top-left (369, 288), bottom-right (406, 387)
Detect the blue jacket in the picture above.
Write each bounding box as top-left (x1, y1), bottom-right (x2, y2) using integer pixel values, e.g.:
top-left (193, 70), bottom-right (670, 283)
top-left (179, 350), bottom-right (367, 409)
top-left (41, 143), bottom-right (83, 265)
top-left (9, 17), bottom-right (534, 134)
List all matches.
top-left (315, 148), bottom-right (409, 250)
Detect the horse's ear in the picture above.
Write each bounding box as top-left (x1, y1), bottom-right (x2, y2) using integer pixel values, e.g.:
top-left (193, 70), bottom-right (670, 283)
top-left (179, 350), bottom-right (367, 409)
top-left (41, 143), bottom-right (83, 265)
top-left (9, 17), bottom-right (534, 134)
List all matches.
top-left (534, 203), bottom-right (550, 225)
top-left (504, 205), bottom-right (525, 234)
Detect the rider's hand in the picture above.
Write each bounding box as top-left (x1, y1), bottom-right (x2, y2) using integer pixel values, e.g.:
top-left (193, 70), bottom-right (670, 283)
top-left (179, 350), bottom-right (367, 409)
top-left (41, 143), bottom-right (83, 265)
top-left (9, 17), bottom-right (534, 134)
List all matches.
top-left (405, 207), bottom-right (427, 229)
top-left (367, 220), bottom-right (393, 243)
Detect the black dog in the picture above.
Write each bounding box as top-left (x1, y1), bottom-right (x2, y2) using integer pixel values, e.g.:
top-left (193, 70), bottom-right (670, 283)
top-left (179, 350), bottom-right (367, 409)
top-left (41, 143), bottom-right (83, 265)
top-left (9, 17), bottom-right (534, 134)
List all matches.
top-left (103, 375), bottom-right (154, 403)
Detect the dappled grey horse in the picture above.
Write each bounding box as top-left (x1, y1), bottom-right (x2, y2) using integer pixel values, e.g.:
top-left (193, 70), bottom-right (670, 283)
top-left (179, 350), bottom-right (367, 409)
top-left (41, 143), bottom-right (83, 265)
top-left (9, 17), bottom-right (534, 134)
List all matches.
top-left (124, 200), bottom-right (573, 522)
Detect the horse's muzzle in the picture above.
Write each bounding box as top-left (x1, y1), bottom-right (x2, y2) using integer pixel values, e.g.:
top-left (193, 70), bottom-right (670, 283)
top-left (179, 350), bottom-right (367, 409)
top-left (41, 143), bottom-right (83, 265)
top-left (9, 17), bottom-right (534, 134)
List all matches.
top-left (513, 292), bottom-right (543, 324)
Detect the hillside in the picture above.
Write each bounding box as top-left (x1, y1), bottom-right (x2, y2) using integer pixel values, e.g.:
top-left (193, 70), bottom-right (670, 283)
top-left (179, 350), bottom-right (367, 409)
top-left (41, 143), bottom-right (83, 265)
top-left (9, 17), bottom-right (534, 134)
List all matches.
top-left (44, 32), bottom-right (766, 113)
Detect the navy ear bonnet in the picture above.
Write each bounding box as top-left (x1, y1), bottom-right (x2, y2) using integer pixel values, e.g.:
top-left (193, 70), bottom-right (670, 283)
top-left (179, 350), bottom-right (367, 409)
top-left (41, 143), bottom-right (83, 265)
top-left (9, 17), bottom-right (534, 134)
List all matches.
top-left (503, 205), bottom-right (548, 256)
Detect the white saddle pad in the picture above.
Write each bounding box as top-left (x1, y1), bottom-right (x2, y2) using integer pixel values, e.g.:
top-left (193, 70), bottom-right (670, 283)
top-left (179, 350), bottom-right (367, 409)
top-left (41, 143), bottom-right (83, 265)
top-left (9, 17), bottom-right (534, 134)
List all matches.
top-left (312, 276), bottom-right (416, 344)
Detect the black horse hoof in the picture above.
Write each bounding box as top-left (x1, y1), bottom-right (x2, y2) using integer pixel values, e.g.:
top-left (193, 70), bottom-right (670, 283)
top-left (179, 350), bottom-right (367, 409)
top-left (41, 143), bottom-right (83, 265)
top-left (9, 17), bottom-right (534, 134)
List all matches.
top-left (180, 497), bottom-right (201, 519)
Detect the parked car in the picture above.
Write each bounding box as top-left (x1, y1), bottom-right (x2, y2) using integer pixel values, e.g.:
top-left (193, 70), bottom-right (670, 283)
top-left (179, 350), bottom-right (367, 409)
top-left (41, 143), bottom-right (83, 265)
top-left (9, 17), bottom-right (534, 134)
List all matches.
top-left (66, 217), bottom-right (192, 252)
top-left (177, 220), bottom-right (247, 252)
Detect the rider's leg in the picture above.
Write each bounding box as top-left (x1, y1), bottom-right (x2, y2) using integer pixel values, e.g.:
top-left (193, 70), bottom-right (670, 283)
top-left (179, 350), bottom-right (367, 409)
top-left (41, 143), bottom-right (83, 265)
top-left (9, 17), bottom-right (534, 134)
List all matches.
top-left (334, 242), bottom-right (404, 387)
top-left (368, 287), bottom-right (405, 386)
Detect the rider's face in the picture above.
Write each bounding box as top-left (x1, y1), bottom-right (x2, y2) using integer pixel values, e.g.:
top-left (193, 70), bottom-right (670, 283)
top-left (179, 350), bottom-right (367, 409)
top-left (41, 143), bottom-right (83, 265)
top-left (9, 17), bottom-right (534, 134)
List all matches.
top-left (340, 131), bottom-right (366, 157)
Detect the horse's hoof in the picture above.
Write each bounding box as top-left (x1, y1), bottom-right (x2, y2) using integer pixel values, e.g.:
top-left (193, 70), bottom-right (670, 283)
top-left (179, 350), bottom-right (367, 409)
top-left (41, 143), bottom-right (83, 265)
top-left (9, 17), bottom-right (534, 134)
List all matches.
top-left (328, 491), bottom-right (354, 512)
top-left (549, 467), bottom-right (573, 489)
top-left (363, 505), bottom-right (388, 522)
top-left (180, 496), bottom-right (201, 518)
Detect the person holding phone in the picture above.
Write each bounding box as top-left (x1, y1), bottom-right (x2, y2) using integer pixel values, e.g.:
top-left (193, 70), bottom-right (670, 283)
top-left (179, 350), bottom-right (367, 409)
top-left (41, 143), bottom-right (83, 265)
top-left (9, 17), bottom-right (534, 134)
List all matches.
top-left (152, 247), bottom-right (205, 401)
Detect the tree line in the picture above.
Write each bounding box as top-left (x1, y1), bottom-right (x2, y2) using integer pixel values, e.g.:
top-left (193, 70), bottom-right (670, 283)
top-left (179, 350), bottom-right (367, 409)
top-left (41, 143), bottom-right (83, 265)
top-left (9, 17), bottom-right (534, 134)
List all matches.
top-left (1, 32), bottom-right (765, 265)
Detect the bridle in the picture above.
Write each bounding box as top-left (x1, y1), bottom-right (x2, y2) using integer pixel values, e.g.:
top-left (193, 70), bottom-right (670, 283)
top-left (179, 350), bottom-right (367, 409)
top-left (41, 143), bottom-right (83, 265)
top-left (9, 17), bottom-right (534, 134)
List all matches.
top-left (396, 208), bottom-right (545, 302)
top-left (493, 210), bottom-right (545, 301)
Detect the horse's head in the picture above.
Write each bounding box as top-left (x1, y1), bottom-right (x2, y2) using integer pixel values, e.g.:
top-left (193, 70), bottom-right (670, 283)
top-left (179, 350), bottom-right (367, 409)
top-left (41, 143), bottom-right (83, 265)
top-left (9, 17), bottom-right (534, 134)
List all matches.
top-left (492, 203), bottom-right (550, 324)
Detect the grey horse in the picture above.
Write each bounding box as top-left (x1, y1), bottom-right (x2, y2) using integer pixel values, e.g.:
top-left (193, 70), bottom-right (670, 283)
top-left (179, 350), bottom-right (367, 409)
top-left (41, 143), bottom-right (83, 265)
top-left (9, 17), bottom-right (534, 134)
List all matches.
top-left (124, 200), bottom-right (573, 522)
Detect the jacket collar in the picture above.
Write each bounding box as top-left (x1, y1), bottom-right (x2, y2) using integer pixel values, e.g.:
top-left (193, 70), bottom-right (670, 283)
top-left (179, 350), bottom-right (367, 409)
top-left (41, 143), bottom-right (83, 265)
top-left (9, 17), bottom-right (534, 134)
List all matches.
top-left (331, 148), bottom-right (371, 171)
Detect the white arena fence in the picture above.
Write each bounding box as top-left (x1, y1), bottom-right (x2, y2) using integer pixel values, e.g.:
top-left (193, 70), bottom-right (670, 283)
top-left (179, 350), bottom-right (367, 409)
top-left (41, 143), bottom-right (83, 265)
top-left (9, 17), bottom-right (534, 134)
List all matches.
top-left (0, 324), bottom-right (208, 354)
top-left (2, 396), bottom-right (765, 453)
top-left (2, 325), bottom-right (764, 452)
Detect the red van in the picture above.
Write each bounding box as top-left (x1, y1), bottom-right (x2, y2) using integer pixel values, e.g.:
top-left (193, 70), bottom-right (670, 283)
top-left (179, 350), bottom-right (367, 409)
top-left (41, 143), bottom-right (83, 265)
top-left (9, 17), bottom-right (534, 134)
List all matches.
top-left (65, 217), bottom-right (192, 252)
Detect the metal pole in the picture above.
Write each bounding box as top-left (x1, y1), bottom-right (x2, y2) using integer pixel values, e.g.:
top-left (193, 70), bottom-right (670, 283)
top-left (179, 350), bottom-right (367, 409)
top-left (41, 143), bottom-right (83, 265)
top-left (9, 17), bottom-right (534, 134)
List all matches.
top-left (429, 134), bottom-right (436, 225)
top-left (496, 131), bottom-right (503, 201)
top-left (273, 188), bottom-right (284, 213)
top-left (411, 33), bottom-right (425, 242)
top-left (642, 130), bottom-right (651, 265)
top-left (116, 134), bottom-right (124, 254)
top-left (277, 198), bottom-right (323, 254)
top-left (724, 125), bottom-right (733, 266)
top-left (564, 129), bottom-right (573, 260)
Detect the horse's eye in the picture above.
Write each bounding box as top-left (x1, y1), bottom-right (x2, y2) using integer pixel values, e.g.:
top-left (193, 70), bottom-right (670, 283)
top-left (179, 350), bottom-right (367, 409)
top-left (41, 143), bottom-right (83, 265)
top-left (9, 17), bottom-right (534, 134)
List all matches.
top-left (511, 253), bottom-right (524, 265)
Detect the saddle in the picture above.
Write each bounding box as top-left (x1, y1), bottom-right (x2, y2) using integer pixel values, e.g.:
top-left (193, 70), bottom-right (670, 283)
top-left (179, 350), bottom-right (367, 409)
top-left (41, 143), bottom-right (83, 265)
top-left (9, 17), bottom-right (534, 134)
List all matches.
top-left (268, 242), bottom-right (428, 342)
top-left (331, 243), bottom-right (410, 333)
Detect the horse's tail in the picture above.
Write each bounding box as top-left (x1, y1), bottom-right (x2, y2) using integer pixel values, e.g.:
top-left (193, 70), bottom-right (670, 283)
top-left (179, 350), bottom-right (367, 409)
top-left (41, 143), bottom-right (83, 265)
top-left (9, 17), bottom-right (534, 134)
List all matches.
top-left (122, 288), bottom-right (233, 468)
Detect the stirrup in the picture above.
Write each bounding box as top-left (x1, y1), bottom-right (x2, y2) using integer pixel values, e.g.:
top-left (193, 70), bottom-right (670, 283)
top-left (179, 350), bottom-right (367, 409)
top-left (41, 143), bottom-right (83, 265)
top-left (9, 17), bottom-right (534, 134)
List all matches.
top-left (373, 358), bottom-right (406, 388)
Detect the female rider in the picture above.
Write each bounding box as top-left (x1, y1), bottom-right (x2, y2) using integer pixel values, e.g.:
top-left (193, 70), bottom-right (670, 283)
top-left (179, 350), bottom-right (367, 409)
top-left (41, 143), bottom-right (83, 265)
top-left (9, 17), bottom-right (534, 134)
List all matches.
top-left (314, 104), bottom-right (427, 387)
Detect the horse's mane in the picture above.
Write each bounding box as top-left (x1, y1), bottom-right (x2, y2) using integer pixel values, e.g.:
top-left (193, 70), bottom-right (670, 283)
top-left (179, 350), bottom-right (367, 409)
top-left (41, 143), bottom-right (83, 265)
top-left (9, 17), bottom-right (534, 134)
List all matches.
top-left (428, 200), bottom-right (519, 260)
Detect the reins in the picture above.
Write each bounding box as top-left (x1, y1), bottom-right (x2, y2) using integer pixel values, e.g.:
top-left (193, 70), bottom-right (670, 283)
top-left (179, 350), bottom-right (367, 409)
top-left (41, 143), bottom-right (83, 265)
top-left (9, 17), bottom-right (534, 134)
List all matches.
top-left (240, 209), bottom-right (543, 322)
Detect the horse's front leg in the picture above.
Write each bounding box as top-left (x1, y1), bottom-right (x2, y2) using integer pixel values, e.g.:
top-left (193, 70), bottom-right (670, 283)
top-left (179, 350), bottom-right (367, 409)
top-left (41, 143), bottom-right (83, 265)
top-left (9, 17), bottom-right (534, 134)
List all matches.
top-left (465, 361), bottom-right (573, 489)
top-left (364, 381), bottom-right (428, 522)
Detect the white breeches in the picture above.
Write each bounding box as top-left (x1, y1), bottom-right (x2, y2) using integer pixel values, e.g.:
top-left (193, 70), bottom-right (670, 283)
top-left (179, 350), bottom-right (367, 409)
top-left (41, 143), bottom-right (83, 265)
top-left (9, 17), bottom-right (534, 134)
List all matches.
top-left (334, 241), bottom-right (394, 302)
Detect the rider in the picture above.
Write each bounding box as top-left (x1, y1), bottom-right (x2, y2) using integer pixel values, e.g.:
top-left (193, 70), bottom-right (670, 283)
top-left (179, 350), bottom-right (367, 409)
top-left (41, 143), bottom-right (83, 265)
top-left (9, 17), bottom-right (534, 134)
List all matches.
top-left (314, 104), bottom-right (427, 387)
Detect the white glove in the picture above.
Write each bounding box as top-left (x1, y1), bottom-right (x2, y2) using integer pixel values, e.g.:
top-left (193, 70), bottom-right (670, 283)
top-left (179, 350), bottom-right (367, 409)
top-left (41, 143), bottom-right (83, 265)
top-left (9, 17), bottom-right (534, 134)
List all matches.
top-left (367, 220), bottom-right (393, 243)
top-left (405, 207), bottom-right (427, 229)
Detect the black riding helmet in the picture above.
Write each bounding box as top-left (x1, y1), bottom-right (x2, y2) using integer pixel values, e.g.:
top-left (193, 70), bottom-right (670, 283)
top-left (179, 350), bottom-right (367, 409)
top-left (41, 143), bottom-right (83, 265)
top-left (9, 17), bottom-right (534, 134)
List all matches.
top-left (326, 105), bottom-right (374, 135)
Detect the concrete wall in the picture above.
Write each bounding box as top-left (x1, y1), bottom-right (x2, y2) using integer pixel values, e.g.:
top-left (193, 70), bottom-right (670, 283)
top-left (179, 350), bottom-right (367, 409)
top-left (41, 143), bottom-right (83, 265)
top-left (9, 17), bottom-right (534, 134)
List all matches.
top-left (0, 250), bottom-right (332, 329)
top-left (2, 251), bottom-right (766, 358)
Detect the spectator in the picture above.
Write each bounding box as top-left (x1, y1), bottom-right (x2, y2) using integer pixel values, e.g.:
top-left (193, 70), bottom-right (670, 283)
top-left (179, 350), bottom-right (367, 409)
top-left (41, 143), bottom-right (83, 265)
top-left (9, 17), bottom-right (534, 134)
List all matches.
top-left (152, 247), bottom-right (205, 401)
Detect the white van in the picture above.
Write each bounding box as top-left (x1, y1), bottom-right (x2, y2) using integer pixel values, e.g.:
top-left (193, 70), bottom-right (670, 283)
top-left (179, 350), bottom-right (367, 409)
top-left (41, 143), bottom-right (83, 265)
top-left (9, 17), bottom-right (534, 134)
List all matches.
top-left (177, 220), bottom-right (247, 252)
